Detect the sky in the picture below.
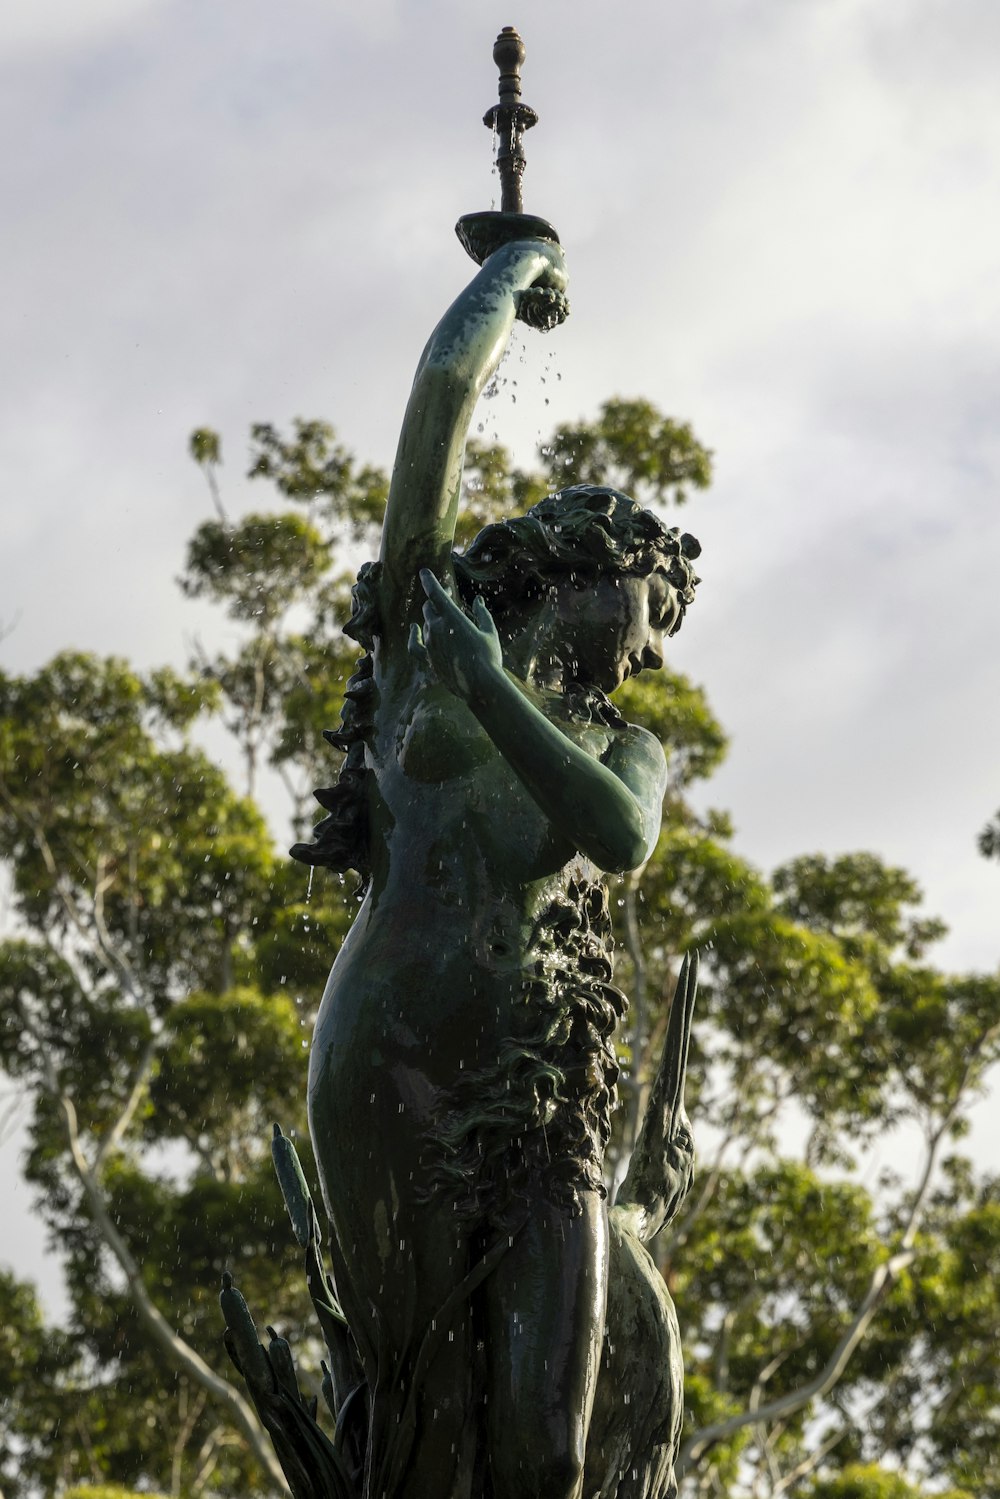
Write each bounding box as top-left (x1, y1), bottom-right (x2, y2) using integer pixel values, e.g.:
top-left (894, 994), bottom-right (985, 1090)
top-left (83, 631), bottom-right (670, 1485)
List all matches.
top-left (1, 0), bottom-right (998, 1309)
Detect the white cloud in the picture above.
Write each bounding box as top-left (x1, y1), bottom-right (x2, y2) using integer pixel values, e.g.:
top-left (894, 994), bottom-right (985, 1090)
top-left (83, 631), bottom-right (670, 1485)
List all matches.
top-left (0, 0), bottom-right (165, 55)
top-left (3, 0), bottom-right (1000, 1303)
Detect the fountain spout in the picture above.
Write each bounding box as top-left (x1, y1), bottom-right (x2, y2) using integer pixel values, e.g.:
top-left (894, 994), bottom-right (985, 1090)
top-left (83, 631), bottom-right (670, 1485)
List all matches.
top-left (487, 25), bottom-right (536, 215)
top-left (456, 25), bottom-right (563, 291)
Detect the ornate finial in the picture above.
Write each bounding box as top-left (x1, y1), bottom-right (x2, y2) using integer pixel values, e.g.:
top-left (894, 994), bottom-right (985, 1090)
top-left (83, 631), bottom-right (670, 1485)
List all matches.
top-left (494, 26), bottom-right (526, 96)
top-left (485, 26), bottom-right (537, 215)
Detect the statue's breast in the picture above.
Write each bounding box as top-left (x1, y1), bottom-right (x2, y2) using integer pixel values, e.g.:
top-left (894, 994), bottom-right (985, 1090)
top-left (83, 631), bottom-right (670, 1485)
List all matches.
top-left (393, 688), bottom-right (493, 783)
top-left (390, 680), bottom-right (614, 789)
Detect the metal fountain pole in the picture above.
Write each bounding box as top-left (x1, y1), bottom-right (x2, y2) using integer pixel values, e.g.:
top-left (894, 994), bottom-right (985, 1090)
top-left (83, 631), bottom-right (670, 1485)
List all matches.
top-left (489, 24), bottom-right (537, 214)
top-left (456, 24), bottom-right (565, 319)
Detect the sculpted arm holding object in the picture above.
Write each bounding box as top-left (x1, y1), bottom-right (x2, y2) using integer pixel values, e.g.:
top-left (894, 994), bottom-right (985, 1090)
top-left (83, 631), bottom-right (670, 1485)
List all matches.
top-left (411, 568), bottom-right (667, 872)
top-left (378, 239), bottom-right (568, 633)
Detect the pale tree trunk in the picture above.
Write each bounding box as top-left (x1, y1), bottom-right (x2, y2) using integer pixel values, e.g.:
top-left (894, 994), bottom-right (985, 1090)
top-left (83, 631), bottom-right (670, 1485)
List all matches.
top-left (22, 1019), bottom-right (289, 1493)
top-left (677, 1021), bottom-right (1000, 1485)
top-left (2, 803), bottom-right (290, 1493)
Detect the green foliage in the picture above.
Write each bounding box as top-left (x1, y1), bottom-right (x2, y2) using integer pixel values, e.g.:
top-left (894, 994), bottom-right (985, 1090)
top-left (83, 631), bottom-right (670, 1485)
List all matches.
top-left (808, 1464), bottom-right (972, 1499)
top-left (180, 511), bottom-right (331, 625)
top-left (148, 986), bottom-right (308, 1151)
top-left (0, 1271), bottom-right (71, 1495)
top-left (540, 397), bottom-right (713, 507)
top-left (453, 398), bottom-right (713, 548)
top-left (978, 807), bottom-right (1000, 860)
top-left (189, 427), bottom-right (221, 467)
top-left (2, 403), bottom-right (997, 1497)
top-left (247, 418), bottom-right (389, 538)
top-left (66, 1488), bottom-right (168, 1498)
top-left (455, 437), bottom-right (549, 546)
top-left (773, 853), bottom-right (949, 962)
top-left (0, 650), bottom-right (300, 1494)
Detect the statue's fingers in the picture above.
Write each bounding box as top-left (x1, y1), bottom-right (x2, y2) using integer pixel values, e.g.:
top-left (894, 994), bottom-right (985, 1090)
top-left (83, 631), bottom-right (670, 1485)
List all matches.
top-left (472, 595), bottom-right (498, 635)
top-left (421, 569), bottom-right (469, 633)
top-left (517, 284), bottom-right (570, 332)
top-left (421, 598), bottom-right (446, 638)
top-left (419, 568), bottom-right (454, 605)
top-left (408, 623), bottom-right (429, 664)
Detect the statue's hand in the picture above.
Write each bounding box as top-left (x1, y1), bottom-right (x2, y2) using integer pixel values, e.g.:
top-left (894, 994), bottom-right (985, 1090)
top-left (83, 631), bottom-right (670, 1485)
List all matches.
top-left (518, 282), bottom-right (569, 331)
top-left (505, 238), bottom-right (569, 330)
top-left (493, 235), bottom-right (567, 287)
top-left (408, 569), bottom-right (503, 702)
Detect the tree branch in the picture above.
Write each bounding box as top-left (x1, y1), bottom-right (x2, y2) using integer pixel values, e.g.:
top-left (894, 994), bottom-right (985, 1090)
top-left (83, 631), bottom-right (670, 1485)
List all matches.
top-left (62, 1087), bottom-right (287, 1490)
top-left (18, 1000), bottom-right (288, 1493)
top-left (677, 1024), bottom-right (1000, 1481)
top-left (677, 1213), bottom-right (915, 1472)
top-left (171, 1383), bottom-right (208, 1499)
top-left (900, 1020), bottom-right (1000, 1251)
top-left (0, 785), bottom-right (143, 1007)
top-left (748, 1345), bottom-right (796, 1415)
top-left (771, 1422), bottom-right (849, 1496)
top-left (192, 1426), bottom-right (241, 1497)
top-left (93, 1031), bottom-right (159, 1172)
top-left (621, 873), bottom-right (649, 1147)
top-left (91, 848), bottom-right (144, 1005)
top-left (669, 1062), bottom-right (755, 1255)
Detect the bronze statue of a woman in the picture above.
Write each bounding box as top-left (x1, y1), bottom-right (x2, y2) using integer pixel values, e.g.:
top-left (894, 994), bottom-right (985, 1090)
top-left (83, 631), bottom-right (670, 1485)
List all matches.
top-left (284, 232), bottom-right (701, 1499)
top-left (223, 34), bottom-right (702, 1499)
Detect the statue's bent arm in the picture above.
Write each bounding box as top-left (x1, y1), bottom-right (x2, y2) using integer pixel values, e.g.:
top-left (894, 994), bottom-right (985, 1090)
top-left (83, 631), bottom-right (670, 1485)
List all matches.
top-left (411, 571), bottom-right (668, 872)
top-left (464, 668), bottom-right (667, 873)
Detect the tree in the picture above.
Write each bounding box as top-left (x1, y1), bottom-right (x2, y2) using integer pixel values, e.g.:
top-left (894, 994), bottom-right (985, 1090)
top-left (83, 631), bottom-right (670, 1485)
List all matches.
top-left (1, 402), bottom-right (997, 1497)
top-left (978, 808), bottom-right (1000, 862)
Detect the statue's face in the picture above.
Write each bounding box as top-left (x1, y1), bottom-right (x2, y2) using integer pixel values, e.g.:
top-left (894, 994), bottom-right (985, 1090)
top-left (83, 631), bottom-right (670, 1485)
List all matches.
top-left (550, 569), bottom-right (679, 693)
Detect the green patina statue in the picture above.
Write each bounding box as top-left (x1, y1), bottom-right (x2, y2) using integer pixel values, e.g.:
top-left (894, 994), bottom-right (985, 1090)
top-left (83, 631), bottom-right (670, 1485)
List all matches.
top-left (221, 30), bottom-right (702, 1499)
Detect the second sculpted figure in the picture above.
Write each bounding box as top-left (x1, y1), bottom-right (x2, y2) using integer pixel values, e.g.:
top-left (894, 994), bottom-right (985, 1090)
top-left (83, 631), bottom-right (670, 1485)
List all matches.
top-left (288, 235), bottom-right (701, 1499)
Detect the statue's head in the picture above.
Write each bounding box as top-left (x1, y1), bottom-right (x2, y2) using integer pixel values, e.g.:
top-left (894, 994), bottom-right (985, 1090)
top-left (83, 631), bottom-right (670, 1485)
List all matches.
top-left (457, 485), bottom-right (702, 617)
top-left (454, 485), bottom-right (702, 692)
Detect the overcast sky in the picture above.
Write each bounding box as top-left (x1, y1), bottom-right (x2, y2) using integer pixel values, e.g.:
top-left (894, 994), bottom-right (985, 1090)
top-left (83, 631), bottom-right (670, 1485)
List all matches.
top-left (2, 0), bottom-right (998, 1308)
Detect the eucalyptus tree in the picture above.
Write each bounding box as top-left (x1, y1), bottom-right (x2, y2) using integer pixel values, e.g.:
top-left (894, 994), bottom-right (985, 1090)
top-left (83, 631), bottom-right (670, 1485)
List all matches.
top-left (0, 403), bottom-right (996, 1497)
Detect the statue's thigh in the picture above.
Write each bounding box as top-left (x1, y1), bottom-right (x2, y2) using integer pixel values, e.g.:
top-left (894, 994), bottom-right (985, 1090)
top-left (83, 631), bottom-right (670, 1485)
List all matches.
top-left (328, 1163), bottom-right (481, 1499)
top-left (484, 1194), bottom-right (609, 1499)
top-left (326, 1125), bottom-right (469, 1349)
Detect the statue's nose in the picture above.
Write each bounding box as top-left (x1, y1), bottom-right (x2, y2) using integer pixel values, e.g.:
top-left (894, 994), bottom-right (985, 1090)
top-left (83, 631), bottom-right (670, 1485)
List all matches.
top-left (642, 638), bottom-right (664, 672)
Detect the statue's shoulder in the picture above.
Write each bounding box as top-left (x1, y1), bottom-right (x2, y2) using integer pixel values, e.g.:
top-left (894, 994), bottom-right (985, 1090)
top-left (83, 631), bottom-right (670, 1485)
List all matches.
top-left (602, 719), bottom-right (668, 817)
top-left (609, 717), bottom-right (667, 764)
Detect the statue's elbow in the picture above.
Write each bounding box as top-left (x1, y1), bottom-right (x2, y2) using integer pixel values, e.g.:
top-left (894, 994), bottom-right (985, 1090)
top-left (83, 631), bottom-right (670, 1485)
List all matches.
top-left (623, 805), bottom-right (658, 871)
top-left (591, 814), bottom-right (650, 875)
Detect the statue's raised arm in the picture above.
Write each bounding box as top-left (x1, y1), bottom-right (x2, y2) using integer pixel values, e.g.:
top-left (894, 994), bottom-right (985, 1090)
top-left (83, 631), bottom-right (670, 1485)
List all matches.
top-left (377, 237), bottom-right (568, 652)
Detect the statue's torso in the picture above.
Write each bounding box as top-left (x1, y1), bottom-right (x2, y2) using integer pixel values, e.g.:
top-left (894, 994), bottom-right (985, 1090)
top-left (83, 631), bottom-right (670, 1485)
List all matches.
top-left (308, 657), bottom-right (626, 1221)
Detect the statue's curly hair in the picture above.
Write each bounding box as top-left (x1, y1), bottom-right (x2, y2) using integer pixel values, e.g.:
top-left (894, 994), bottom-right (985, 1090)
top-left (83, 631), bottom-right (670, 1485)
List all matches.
top-left (290, 487), bottom-right (701, 879)
top-left (455, 485), bottom-right (701, 636)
